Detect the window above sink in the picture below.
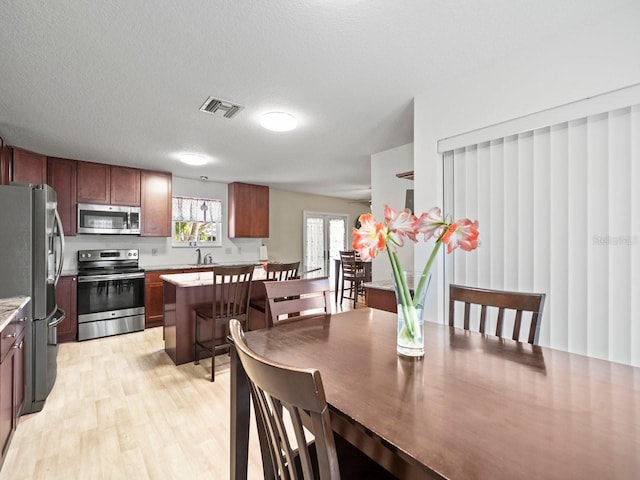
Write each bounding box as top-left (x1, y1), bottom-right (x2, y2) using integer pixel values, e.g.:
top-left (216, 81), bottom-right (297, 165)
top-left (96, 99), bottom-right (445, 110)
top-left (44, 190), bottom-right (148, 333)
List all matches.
top-left (172, 196), bottom-right (222, 247)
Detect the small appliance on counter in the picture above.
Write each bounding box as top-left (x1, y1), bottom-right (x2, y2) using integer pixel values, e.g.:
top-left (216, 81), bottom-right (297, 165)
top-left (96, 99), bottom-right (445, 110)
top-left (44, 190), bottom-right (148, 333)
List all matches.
top-left (76, 249), bottom-right (145, 341)
top-left (0, 183), bottom-right (66, 413)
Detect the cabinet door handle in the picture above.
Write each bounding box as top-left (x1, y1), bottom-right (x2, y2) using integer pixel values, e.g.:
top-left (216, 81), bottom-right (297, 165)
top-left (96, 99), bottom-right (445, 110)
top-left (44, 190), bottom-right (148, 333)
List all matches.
top-left (12, 341), bottom-right (23, 349)
top-left (3, 332), bottom-right (17, 339)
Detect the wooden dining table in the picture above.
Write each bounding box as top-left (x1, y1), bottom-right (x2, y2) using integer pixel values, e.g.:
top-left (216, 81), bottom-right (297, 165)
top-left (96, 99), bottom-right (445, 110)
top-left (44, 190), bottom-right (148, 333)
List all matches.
top-left (229, 307), bottom-right (640, 480)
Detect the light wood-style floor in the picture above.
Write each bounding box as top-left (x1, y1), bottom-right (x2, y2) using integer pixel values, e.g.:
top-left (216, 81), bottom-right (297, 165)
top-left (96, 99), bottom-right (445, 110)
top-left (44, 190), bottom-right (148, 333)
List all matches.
top-left (2, 299), bottom-right (360, 480)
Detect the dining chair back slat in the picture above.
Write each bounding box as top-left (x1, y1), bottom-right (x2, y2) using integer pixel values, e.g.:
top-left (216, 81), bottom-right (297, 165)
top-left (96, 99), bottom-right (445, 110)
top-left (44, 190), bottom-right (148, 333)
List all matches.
top-left (449, 284), bottom-right (546, 345)
top-left (265, 261), bottom-right (301, 281)
top-left (264, 277), bottom-right (331, 327)
top-left (193, 265), bottom-right (254, 381)
top-left (229, 319), bottom-right (340, 479)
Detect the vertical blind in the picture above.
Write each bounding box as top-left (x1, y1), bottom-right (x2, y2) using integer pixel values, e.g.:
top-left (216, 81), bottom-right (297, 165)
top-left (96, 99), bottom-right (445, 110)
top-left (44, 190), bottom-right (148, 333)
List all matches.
top-left (444, 105), bottom-right (640, 367)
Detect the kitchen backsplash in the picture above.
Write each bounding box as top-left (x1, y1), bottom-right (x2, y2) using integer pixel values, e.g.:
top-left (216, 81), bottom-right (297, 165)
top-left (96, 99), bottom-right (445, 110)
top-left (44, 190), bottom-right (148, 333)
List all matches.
top-left (63, 235), bottom-right (262, 271)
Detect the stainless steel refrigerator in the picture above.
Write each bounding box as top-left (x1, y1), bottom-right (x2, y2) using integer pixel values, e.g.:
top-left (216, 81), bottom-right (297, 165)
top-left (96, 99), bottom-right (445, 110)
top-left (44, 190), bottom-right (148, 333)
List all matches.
top-left (0, 183), bottom-right (65, 413)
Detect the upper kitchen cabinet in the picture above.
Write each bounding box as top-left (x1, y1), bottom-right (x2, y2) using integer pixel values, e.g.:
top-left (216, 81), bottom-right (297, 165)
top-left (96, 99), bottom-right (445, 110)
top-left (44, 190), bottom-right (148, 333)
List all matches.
top-left (77, 161), bottom-right (110, 204)
top-left (77, 162), bottom-right (140, 206)
top-left (12, 148), bottom-right (46, 185)
top-left (110, 166), bottom-right (140, 206)
top-left (0, 145), bottom-right (11, 185)
top-left (141, 170), bottom-right (172, 237)
top-left (228, 182), bottom-right (269, 238)
top-left (47, 157), bottom-right (77, 236)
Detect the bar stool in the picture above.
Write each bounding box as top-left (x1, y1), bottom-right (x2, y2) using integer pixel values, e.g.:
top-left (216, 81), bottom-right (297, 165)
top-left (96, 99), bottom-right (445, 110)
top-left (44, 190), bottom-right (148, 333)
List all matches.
top-left (193, 265), bottom-right (254, 381)
top-left (339, 250), bottom-right (367, 308)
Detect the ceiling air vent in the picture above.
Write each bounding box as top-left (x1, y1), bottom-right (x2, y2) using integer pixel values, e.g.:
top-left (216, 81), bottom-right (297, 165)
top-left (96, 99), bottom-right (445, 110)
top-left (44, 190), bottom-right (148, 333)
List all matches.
top-left (199, 96), bottom-right (244, 119)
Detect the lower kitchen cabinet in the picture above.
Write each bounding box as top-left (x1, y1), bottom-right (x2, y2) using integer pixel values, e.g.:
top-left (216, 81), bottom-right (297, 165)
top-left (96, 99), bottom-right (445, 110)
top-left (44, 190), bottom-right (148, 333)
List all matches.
top-left (145, 271), bottom-right (174, 328)
top-left (0, 303), bottom-right (26, 467)
top-left (145, 268), bottom-right (211, 328)
top-left (55, 276), bottom-right (77, 343)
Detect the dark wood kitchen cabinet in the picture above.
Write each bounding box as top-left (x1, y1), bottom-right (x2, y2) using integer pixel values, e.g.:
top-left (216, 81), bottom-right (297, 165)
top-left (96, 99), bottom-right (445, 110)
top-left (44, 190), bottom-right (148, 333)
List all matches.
top-left (0, 302), bottom-right (26, 467)
top-left (0, 145), bottom-right (11, 185)
top-left (145, 270), bottom-right (173, 328)
top-left (77, 161), bottom-right (110, 204)
top-left (11, 148), bottom-right (47, 185)
top-left (55, 275), bottom-right (77, 343)
top-left (110, 166), bottom-right (140, 206)
top-left (141, 170), bottom-right (172, 237)
top-left (77, 162), bottom-right (141, 206)
top-left (228, 182), bottom-right (269, 238)
top-left (47, 157), bottom-right (77, 236)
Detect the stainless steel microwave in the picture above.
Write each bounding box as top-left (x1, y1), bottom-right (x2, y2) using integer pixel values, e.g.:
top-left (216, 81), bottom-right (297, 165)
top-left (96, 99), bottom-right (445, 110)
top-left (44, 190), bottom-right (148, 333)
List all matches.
top-left (77, 203), bottom-right (141, 234)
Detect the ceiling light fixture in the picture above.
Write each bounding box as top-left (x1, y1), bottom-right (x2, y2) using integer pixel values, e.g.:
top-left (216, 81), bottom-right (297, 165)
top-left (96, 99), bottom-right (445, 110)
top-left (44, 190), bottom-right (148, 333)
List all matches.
top-left (179, 153), bottom-right (207, 166)
top-left (260, 112), bottom-right (298, 132)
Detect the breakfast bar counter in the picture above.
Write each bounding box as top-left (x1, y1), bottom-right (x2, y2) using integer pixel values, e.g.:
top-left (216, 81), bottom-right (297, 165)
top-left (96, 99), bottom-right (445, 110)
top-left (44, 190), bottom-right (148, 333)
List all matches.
top-left (161, 267), bottom-right (266, 365)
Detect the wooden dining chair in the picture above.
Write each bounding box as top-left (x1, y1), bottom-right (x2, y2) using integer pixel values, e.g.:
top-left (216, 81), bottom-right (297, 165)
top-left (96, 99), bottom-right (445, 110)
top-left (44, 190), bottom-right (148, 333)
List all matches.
top-left (229, 319), bottom-right (397, 479)
top-left (193, 265), bottom-right (254, 381)
top-left (264, 277), bottom-right (331, 327)
top-left (339, 251), bottom-right (367, 308)
top-left (266, 261), bottom-right (301, 281)
top-left (448, 284), bottom-right (546, 345)
top-left (249, 261), bottom-right (301, 329)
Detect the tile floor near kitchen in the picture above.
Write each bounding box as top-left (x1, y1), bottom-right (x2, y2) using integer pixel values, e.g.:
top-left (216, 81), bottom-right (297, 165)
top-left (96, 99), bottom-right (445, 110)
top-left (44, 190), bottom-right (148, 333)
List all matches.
top-left (2, 300), bottom-right (360, 479)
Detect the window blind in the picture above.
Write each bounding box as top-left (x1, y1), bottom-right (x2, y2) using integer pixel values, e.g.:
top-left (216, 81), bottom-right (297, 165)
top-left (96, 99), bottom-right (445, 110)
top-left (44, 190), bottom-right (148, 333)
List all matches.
top-left (444, 105), bottom-right (640, 367)
top-left (172, 196), bottom-right (222, 222)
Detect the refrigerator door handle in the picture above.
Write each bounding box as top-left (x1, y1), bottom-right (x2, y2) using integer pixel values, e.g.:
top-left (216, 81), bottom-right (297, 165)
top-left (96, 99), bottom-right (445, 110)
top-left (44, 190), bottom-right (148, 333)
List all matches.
top-left (48, 307), bottom-right (66, 328)
top-left (54, 209), bottom-right (65, 286)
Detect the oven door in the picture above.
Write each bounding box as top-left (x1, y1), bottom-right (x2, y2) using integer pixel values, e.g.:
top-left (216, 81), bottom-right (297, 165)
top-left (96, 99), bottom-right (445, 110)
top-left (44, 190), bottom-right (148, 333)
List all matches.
top-left (77, 272), bottom-right (145, 320)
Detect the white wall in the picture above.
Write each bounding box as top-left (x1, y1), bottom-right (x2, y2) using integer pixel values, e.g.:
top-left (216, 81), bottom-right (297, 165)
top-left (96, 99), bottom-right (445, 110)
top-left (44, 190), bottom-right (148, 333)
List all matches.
top-left (370, 143), bottom-right (414, 282)
top-left (265, 188), bottom-right (370, 265)
top-left (413, 1), bottom-right (640, 323)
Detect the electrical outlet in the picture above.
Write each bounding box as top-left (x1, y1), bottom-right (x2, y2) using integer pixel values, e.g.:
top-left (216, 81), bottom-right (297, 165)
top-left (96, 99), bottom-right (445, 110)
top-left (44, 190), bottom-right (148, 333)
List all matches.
top-left (225, 248), bottom-right (232, 254)
top-left (151, 248), bottom-right (158, 256)
top-left (238, 247), bottom-right (242, 254)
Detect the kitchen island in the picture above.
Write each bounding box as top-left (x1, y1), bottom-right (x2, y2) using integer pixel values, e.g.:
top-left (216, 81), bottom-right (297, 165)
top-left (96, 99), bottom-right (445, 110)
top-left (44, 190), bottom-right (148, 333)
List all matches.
top-left (363, 280), bottom-right (397, 313)
top-left (161, 267), bottom-right (267, 365)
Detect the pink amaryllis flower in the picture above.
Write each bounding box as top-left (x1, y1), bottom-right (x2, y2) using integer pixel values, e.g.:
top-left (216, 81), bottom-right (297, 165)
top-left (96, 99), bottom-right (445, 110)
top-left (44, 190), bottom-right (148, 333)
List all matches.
top-left (352, 205), bottom-right (479, 354)
top-left (413, 207), bottom-right (445, 241)
top-left (441, 219), bottom-right (480, 253)
top-left (384, 206), bottom-right (417, 248)
top-left (352, 213), bottom-right (387, 261)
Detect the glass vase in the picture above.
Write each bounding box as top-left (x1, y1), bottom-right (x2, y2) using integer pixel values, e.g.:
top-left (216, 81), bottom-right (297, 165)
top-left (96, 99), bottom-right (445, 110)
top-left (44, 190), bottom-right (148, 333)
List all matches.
top-left (393, 271), bottom-right (431, 358)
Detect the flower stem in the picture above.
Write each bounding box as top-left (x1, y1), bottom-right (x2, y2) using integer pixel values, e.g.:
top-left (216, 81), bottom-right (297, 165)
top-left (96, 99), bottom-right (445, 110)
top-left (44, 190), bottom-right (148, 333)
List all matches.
top-left (386, 242), bottom-right (416, 339)
top-left (413, 239), bottom-right (443, 307)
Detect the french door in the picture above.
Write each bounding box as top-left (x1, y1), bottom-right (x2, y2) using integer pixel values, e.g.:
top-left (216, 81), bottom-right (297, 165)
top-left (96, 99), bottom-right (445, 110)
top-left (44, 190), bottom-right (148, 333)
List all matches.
top-left (303, 212), bottom-right (349, 287)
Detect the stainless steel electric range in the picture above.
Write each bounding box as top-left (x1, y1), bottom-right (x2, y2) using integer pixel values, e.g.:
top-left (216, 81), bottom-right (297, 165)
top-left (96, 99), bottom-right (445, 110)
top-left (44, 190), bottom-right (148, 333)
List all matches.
top-left (76, 249), bottom-right (145, 341)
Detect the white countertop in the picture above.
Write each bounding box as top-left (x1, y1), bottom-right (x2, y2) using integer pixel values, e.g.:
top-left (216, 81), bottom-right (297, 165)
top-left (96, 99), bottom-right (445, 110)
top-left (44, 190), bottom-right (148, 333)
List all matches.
top-left (363, 280), bottom-right (395, 292)
top-left (0, 296), bottom-right (30, 331)
top-left (160, 265), bottom-right (267, 287)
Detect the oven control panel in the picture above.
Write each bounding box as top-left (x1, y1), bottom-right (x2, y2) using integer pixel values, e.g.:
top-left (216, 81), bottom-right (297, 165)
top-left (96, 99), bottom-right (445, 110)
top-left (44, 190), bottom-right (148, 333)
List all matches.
top-left (78, 249), bottom-right (139, 261)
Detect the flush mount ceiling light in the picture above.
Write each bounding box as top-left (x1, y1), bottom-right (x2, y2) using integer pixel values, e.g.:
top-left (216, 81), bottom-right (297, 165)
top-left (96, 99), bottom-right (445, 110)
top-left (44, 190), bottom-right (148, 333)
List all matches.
top-left (179, 153), bottom-right (207, 166)
top-left (260, 112), bottom-right (298, 132)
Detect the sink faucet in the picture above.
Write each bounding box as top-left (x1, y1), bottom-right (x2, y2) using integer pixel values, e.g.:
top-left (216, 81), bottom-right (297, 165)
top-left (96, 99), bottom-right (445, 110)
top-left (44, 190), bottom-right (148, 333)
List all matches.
top-left (203, 254), bottom-right (213, 264)
top-left (195, 248), bottom-right (201, 265)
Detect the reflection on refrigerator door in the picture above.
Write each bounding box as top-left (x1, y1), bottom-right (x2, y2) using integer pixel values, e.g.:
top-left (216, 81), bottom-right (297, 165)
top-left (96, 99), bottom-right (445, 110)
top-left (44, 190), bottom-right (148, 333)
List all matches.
top-left (0, 183), bottom-right (65, 413)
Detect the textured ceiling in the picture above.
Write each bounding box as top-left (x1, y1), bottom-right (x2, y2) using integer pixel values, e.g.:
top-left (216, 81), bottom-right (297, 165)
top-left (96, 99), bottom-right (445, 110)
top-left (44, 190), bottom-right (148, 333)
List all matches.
top-left (0, 0), bottom-right (632, 200)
